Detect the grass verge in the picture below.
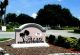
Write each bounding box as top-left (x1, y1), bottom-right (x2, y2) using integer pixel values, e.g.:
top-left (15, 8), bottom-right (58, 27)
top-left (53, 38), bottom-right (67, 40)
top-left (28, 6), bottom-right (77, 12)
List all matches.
top-left (0, 38), bottom-right (11, 41)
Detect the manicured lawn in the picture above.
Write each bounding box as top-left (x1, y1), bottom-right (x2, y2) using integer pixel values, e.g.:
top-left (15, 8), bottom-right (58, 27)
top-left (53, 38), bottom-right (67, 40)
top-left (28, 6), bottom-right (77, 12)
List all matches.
top-left (0, 38), bottom-right (11, 41)
top-left (68, 31), bottom-right (80, 34)
top-left (6, 28), bottom-right (14, 32)
top-left (62, 26), bottom-right (79, 30)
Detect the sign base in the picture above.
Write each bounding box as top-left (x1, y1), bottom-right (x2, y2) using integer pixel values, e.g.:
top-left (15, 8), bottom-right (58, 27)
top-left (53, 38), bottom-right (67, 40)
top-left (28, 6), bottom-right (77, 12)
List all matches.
top-left (11, 43), bottom-right (49, 48)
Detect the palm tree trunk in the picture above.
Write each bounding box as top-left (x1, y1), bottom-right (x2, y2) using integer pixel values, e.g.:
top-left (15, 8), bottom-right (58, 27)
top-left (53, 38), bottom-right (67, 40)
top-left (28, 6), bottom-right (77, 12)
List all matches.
top-left (3, 7), bottom-right (6, 26)
top-left (22, 37), bottom-right (25, 43)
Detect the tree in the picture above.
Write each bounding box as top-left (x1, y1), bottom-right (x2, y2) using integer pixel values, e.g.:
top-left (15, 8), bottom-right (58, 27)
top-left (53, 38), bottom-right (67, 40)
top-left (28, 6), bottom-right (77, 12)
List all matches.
top-left (35, 4), bottom-right (79, 27)
top-left (62, 8), bottom-right (79, 26)
top-left (16, 13), bottom-right (34, 24)
top-left (5, 13), bottom-right (17, 24)
top-left (0, 0), bottom-right (8, 25)
top-left (0, 2), bottom-right (5, 16)
top-left (5, 13), bottom-right (35, 28)
top-left (36, 4), bottom-right (62, 26)
top-left (20, 33), bottom-right (25, 42)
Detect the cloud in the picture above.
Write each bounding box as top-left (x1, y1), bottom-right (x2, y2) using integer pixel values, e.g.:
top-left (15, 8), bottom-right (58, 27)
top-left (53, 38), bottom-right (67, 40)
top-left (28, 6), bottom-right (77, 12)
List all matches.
top-left (31, 13), bottom-right (37, 19)
top-left (17, 10), bottom-right (21, 13)
top-left (78, 17), bottom-right (80, 20)
top-left (79, 17), bottom-right (80, 18)
top-left (16, 10), bottom-right (21, 15)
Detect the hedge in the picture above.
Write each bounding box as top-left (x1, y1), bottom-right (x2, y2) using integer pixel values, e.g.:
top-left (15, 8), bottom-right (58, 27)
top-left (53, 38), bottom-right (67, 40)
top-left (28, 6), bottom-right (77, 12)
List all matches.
top-left (46, 35), bottom-right (80, 50)
top-left (48, 35), bottom-right (56, 44)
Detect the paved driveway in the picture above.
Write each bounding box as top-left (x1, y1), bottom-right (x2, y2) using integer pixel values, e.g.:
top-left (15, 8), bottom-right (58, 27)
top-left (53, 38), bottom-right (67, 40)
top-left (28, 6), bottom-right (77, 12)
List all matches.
top-left (0, 30), bottom-right (80, 39)
top-left (0, 32), bottom-right (15, 39)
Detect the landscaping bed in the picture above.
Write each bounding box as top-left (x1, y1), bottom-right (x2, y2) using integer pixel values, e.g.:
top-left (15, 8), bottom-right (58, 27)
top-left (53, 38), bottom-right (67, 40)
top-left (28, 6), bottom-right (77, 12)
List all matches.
top-left (0, 39), bottom-right (79, 55)
top-left (0, 35), bottom-right (80, 55)
top-left (47, 35), bottom-right (80, 51)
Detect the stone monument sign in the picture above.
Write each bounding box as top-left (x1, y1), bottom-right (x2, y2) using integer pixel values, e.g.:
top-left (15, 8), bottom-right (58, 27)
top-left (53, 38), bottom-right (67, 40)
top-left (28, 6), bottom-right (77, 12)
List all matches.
top-left (12, 23), bottom-right (49, 48)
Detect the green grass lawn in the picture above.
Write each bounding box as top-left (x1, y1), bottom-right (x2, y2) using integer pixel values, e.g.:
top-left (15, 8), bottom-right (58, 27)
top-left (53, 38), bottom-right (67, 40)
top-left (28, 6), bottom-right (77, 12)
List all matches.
top-left (68, 31), bottom-right (80, 34)
top-left (62, 26), bottom-right (79, 30)
top-left (0, 38), bottom-right (11, 41)
top-left (6, 28), bottom-right (14, 32)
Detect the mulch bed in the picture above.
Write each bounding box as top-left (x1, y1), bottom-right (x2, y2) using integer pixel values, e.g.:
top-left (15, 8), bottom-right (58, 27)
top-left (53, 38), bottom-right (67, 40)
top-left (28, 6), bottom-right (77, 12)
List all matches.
top-left (0, 40), bottom-right (80, 55)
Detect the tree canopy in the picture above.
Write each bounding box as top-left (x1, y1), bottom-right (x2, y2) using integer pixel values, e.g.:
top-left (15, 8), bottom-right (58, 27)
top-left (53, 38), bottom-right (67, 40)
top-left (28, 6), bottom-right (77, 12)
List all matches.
top-left (5, 13), bottom-right (17, 24)
top-left (5, 13), bottom-right (34, 25)
top-left (35, 4), bottom-right (80, 27)
top-left (0, 0), bottom-right (8, 16)
top-left (16, 13), bottom-right (34, 24)
top-left (3, 4), bottom-right (80, 27)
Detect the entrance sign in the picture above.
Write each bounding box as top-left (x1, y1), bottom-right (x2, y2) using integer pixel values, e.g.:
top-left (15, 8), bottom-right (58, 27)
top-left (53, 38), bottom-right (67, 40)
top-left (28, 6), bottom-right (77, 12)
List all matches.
top-left (11, 23), bottom-right (49, 48)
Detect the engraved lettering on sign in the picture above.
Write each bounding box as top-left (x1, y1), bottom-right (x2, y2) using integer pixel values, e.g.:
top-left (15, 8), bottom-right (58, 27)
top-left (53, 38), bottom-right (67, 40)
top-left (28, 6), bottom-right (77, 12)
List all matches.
top-left (18, 30), bottom-right (43, 43)
top-left (15, 23), bottom-right (46, 44)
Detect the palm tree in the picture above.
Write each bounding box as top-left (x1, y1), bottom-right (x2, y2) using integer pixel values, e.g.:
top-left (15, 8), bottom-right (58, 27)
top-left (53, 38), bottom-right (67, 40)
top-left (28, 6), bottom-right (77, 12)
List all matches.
top-left (24, 30), bottom-right (29, 36)
top-left (0, 1), bottom-right (4, 26)
top-left (0, 0), bottom-right (8, 25)
top-left (3, 0), bottom-right (8, 25)
top-left (20, 33), bottom-right (25, 43)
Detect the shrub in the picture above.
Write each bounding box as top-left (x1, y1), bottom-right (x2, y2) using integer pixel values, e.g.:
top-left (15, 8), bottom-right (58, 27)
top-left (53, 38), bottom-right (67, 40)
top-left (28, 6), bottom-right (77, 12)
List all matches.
top-left (7, 22), bottom-right (20, 29)
top-left (65, 37), bottom-right (77, 48)
top-left (70, 37), bottom-right (77, 39)
top-left (56, 36), bottom-right (77, 48)
top-left (56, 35), bottom-right (66, 47)
top-left (74, 38), bottom-right (80, 51)
top-left (46, 36), bottom-right (49, 43)
top-left (77, 38), bottom-right (80, 44)
top-left (74, 29), bottom-right (80, 33)
top-left (75, 44), bottom-right (80, 51)
top-left (7, 24), bottom-right (13, 29)
top-left (48, 35), bottom-right (55, 44)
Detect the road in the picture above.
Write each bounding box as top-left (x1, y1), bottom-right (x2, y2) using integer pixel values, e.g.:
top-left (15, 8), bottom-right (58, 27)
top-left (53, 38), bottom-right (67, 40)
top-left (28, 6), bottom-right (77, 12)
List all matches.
top-left (46, 30), bottom-right (80, 38)
top-left (0, 30), bottom-right (80, 39)
top-left (0, 32), bottom-right (15, 39)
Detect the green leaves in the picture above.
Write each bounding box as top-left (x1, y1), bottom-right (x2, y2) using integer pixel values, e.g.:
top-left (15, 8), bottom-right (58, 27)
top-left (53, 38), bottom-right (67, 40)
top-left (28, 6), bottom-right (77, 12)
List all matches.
top-left (36, 4), bottom-right (79, 26)
top-left (48, 35), bottom-right (55, 44)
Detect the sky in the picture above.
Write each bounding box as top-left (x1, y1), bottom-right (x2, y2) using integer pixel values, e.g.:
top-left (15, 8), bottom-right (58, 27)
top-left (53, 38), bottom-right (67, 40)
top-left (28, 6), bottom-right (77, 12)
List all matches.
top-left (3, 0), bottom-right (80, 19)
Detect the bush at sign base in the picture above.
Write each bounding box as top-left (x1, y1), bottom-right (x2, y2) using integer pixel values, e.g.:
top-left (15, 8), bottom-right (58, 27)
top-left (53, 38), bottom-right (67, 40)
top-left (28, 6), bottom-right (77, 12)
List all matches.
top-left (48, 35), bottom-right (55, 44)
